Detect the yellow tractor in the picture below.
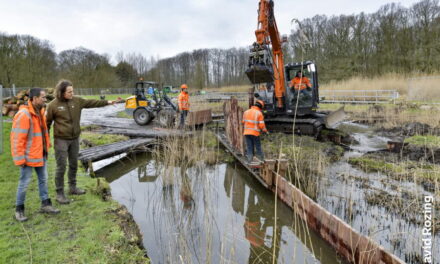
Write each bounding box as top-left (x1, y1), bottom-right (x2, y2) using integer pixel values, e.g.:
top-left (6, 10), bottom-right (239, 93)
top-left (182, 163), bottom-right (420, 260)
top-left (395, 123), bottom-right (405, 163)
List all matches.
top-left (125, 81), bottom-right (177, 127)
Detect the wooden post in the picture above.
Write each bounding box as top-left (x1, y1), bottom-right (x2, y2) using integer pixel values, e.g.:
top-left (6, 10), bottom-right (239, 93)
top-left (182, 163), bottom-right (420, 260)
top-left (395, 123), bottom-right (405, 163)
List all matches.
top-left (260, 159), bottom-right (275, 187)
top-left (276, 159), bottom-right (288, 178)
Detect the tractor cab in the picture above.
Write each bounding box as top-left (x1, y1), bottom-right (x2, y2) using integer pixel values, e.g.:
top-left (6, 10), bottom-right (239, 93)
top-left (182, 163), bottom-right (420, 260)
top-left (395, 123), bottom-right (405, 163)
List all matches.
top-left (125, 80), bottom-right (178, 126)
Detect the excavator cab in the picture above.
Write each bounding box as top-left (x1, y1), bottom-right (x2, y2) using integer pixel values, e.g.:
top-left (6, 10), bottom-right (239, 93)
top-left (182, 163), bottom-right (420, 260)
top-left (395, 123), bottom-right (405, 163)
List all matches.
top-left (284, 61), bottom-right (319, 115)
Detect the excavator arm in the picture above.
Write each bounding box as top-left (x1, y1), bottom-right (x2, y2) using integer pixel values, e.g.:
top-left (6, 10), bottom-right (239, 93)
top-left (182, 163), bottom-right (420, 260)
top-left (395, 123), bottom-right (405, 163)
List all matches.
top-left (246, 0), bottom-right (287, 108)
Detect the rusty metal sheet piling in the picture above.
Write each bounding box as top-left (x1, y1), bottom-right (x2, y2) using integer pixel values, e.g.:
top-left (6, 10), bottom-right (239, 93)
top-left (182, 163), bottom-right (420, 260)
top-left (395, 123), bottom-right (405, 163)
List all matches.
top-left (223, 98), bottom-right (245, 155)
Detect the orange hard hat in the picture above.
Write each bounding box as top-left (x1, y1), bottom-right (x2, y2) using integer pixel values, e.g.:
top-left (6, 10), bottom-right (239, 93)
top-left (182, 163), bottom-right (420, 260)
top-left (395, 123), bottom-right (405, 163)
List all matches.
top-left (181, 84), bottom-right (188, 89)
top-left (255, 100), bottom-right (265, 108)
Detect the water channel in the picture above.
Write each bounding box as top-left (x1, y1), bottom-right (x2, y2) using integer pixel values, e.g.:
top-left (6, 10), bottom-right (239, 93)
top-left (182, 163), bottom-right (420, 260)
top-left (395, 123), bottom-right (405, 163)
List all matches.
top-left (96, 155), bottom-right (344, 263)
top-left (83, 107), bottom-right (438, 263)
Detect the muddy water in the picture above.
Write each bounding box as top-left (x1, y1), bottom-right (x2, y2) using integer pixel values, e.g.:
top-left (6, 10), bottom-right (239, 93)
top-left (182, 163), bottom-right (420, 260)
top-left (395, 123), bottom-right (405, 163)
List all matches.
top-left (96, 154), bottom-right (344, 264)
top-left (318, 122), bottom-right (439, 263)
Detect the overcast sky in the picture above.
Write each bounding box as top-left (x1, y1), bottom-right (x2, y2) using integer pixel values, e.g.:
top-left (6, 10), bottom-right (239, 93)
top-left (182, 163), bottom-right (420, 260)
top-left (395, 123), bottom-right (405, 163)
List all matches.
top-left (0, 0), bottom-right (422, 62)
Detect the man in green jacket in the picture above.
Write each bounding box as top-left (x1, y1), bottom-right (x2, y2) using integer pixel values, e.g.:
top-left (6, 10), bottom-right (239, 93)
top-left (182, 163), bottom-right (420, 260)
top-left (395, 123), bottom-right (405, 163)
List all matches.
top-left (46, 80), bottom-right (115, 204)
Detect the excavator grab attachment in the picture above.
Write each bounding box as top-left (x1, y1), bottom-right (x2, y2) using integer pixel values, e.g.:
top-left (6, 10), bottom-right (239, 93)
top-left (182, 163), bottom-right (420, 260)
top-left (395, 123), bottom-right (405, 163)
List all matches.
top-left (245, 43), bottom-right (274, 84)
top-left (245, 64), bottom-right (274, 84)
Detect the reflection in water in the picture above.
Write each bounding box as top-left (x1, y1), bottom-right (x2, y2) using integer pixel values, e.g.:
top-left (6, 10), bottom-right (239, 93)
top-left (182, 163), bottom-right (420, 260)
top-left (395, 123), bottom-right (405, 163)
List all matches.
top-left (97, 153), bottom-right (343, 264)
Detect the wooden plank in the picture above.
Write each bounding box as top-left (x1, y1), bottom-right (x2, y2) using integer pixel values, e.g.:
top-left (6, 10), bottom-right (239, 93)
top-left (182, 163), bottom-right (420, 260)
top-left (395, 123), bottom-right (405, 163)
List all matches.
top-left (78, 138), bottom-right (155, 164)
top-left (215, 133), bottom-right (267, 188)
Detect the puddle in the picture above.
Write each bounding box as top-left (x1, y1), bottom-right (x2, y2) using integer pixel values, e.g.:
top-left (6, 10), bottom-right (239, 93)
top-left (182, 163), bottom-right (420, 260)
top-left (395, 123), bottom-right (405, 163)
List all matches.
top-left (96, 153), bottom-right (344, 264)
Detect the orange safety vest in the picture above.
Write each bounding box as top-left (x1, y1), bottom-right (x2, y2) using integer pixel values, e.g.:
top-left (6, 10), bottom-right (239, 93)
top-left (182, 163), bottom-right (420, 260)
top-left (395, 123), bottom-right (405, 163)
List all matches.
top-left (244, 220), bottom-right (264, 247)
top-left (178, 91), bottom-right (190, 111)
top-left (290, 76), bottom-right (311, 90)
top-left (10, 103), bottom-right (50, 167)
top-left (242, 106), bottom-right (267, 136)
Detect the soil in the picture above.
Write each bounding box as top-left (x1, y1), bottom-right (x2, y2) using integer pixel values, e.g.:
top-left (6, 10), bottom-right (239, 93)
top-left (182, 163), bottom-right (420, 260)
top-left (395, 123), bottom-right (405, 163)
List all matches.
top-left (379, 122), bottom-right (440, 137)
top-left (110, 205), bottom-right (147, 258)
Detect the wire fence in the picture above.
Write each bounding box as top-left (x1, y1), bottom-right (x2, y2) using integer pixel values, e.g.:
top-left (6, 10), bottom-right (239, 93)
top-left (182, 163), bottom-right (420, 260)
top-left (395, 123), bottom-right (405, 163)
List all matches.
top-left (319, 89), bottom-right (399, 104)
top-left (2, 87), bottom-right (133, 97)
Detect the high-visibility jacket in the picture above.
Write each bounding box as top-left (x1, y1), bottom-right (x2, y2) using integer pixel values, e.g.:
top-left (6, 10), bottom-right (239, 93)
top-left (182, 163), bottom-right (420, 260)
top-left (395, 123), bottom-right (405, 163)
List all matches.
top-left (10, 103), bottom-right (50, 167)
top-left (244, 220), bottom-right (264, 247)
top-left (290, 76), bottom-right (311, 90)
top-left (178, 91), bottom-right (190, 111)
top-left (242, 106), bottom-right (267, 136)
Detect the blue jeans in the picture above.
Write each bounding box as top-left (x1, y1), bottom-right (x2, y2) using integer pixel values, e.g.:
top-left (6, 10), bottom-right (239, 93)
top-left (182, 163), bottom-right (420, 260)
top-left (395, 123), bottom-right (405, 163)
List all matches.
top-left (16, 160), bottom-right (49, 206)
top-left (245, 135), bottom-right (264, 162)
top-left (180, 110), bottom-right (188, 128)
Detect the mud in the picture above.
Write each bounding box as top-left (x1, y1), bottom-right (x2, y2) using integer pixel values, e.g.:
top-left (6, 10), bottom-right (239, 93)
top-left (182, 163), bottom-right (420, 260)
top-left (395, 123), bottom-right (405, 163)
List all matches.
top-left (317, 121), bottom-right (440, 263)
top-left (379, 122), bottom-right (440, 137)
top-left (110, 205), bottom-right (146, 256)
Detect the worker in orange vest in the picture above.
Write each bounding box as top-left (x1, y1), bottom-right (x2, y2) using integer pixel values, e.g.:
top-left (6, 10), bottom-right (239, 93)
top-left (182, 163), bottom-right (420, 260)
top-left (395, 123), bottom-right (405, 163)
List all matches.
top-left (11, 88), bottom-right (60, 222)
top-left (242, 100), bottom-right (268, 163)
top-left (290, 71), bottom-right (312, 101)
top-left (290, 71), bottom-right (312, 91)
top-left (177, 84), bottom-right (190, 129)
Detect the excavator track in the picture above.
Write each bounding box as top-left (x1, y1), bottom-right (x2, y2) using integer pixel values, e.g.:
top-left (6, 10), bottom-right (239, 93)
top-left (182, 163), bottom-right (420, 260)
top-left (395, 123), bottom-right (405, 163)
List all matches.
top-left (265, 114), bottom-right (325, 137)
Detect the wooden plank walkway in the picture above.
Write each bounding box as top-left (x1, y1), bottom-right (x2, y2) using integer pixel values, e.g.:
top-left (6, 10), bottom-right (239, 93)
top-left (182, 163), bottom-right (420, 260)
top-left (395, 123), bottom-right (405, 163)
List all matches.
top-left (78, 138), bottom-right (155, 167)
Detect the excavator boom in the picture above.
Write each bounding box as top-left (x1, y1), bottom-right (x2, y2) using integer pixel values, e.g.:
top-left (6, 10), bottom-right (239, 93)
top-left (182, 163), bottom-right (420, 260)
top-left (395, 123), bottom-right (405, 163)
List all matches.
top-left (246, 0), bottom-right (286, 108)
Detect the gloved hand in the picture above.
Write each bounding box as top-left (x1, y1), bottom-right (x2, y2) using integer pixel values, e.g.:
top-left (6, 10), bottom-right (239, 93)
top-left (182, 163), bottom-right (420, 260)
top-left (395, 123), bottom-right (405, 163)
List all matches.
top-left (306, 87), bottom-right (312, 92)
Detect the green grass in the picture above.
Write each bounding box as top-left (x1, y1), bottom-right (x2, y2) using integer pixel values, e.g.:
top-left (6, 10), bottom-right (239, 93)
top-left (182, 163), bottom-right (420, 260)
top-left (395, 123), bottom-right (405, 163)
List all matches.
top-left (81, 94), bottom-right (132, 100)
top-left (348, 156), bottom-right (440, 184)
top-left (404, 135), bottom-right (440, 148)
top-left (0, 122), bottom-right (148, 263)
top-left (80, 132), bottom-right (129, 148)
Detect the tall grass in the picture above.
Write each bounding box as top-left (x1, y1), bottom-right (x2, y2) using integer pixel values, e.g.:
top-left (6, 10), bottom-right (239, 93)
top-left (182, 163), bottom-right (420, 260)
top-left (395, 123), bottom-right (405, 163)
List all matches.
top-left (320, 73), bottom-right (440, 101)
top-left (203, 85), bottom-right (250, 93)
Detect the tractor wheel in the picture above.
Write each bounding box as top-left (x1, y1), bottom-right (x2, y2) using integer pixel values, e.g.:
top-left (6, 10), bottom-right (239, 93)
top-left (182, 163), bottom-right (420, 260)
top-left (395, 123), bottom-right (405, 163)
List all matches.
top-left (133, 108), bottom-right (151, 126)
top-left (157, 109), bottom-right (176, 127)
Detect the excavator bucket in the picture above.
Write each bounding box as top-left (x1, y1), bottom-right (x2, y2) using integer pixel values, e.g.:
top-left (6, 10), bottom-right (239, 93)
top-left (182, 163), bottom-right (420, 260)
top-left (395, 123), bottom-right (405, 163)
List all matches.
top-left (245, 64), bottom-right (274, 84)
top-left (324, 106), bottom-right (346, 129)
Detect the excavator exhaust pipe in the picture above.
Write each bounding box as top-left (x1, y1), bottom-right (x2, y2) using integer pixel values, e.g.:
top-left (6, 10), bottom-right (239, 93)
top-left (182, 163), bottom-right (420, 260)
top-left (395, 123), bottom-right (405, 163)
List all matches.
top-left (245, 64), bottom-right (274, 84)
top-left (324, 106), bottom-right (346, 129)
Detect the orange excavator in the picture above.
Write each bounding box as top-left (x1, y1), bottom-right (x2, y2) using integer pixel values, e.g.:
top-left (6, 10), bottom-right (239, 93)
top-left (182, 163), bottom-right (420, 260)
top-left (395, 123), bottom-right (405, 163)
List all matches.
top-left (246, 0), bottom-right (345, 135)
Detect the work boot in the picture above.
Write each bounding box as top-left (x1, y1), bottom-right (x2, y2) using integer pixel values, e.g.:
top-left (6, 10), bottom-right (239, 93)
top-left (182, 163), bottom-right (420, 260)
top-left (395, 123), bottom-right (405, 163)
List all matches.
top-left (56, 191), bottom-right (70, 204)
top-left (15, 204), bottom-right (28, 222)
top-left (40, 199), bottom-right (60, 214)
top-left (69, 186), bottom-right (86, 195)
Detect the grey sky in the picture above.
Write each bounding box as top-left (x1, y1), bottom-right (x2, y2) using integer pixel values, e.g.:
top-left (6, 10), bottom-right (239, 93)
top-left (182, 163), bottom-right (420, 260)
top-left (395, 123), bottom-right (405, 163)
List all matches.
top-left (0, 0), bottom-right (422, 61)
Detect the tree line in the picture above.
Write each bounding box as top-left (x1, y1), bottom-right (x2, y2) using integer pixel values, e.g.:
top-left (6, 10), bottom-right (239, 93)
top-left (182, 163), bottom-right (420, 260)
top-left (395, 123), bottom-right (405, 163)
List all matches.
top-left (0, 0), bottom-right (438, 89)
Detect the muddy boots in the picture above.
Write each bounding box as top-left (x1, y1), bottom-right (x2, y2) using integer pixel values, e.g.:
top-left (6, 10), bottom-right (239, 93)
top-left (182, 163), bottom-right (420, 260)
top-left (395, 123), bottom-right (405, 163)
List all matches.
top-left (56, 191), bottom-right (70, 204)
top-left (69, 186), bottom-right (86, 195)
top-left (15, 204), bottom-right (28, 222)
top-left (40, 199), bottom-right (60, 214)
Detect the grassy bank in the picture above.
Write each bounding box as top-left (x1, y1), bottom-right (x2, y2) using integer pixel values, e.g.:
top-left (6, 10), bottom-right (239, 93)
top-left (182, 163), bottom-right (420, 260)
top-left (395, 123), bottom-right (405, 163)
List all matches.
top-left (348, 156), bottom-right (440, 186)
top-left (0, 122), bottom-right (148, 263)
